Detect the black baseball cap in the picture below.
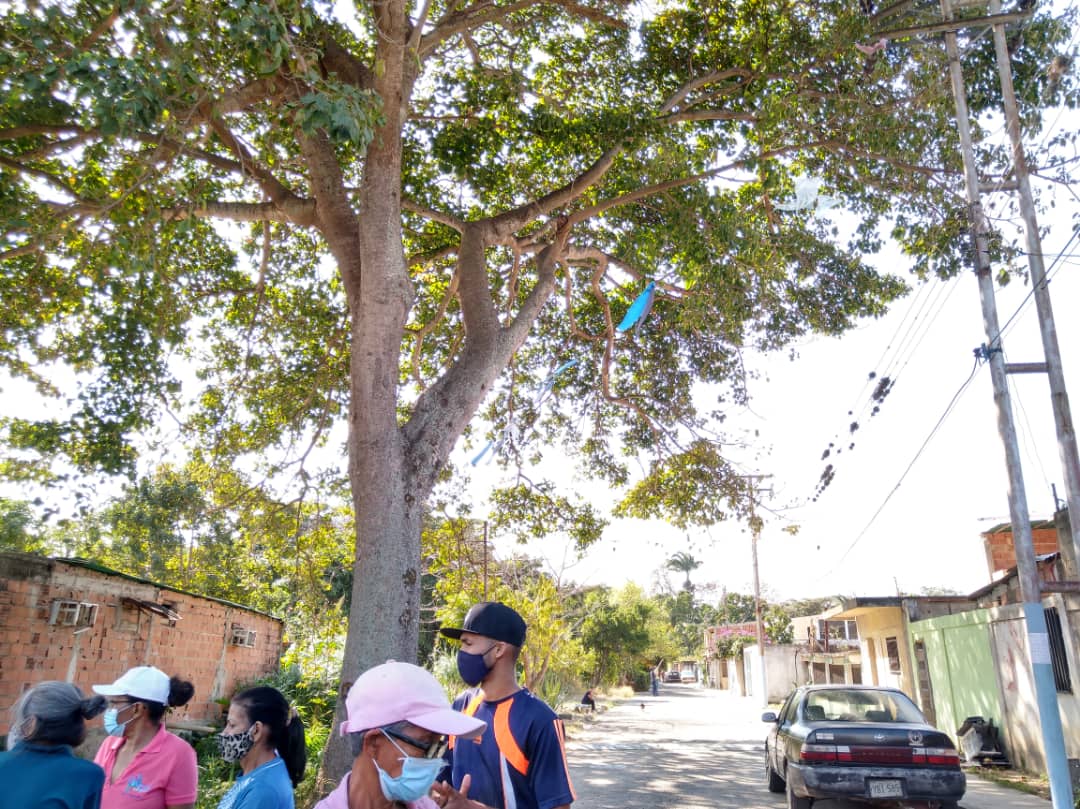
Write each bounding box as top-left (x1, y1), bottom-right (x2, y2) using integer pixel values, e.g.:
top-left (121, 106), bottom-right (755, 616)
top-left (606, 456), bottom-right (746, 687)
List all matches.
top-left (440, 601), bottom-right (527, 647)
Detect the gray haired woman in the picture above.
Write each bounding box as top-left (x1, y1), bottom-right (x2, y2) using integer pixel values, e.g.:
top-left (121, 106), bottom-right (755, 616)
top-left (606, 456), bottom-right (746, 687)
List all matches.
top-left (1, 681), bottom-right (107, 809)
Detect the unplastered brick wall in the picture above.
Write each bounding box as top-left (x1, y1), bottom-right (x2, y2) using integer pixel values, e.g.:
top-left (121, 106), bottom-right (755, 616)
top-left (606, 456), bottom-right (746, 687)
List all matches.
top-left (982, 522), bottom-right (1059, 577)
top-left (0, 552), bottom-right (283, 736)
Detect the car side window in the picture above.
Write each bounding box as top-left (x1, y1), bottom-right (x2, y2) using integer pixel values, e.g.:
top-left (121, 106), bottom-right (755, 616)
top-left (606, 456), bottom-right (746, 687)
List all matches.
top-left (773, 695), bottom-right (792, 725)
top-left (781, 694), bottom-right (800, 725)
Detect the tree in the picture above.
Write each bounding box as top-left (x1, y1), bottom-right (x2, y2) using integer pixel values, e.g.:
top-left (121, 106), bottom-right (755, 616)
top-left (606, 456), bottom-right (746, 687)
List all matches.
top-left (579, 584), bottom-right (655, 685)
top-left (718, 592), bottom-right (758, 625)
top-left (665, 550), bottom-right (702, 591)
top-left (783, 596), bottom-right (836, 618)
top-left (2, 0), bottom-right (1075, 778)
top-left (763, 603), bottom-right (794, 644)
top-left (0, 497), bottom-right (43, 552)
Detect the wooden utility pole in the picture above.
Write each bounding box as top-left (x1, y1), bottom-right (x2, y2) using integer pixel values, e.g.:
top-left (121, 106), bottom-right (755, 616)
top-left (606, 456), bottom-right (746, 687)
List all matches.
top-left (939, 1), bottom-right (1073, 804)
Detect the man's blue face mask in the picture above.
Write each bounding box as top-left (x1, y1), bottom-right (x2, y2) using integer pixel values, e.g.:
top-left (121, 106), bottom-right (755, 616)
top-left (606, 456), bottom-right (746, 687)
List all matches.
top-left (373, 729), bottom-right (446, 803)
top-left (456, 643), bottom-right (497, 687)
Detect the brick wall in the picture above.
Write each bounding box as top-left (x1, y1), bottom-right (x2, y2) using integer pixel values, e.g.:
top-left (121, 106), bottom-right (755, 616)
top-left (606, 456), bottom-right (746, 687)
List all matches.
top-left (982, 521), bottom-right (1059, 577)
top-left (0, 552), bottom-right (283, 735)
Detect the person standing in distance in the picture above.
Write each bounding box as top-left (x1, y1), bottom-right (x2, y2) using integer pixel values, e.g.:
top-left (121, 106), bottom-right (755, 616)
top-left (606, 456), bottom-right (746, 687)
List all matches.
top-left (433, 602), bottom-right (575, 809)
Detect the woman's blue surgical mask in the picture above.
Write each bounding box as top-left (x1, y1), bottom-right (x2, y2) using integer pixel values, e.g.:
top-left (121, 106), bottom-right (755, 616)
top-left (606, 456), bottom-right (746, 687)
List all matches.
top-left (456, 644), bottom-right (496, 687)
top-left (103, 704), bottom-right (133, 737)
top-left (374, 730), bottom-right (445, 802)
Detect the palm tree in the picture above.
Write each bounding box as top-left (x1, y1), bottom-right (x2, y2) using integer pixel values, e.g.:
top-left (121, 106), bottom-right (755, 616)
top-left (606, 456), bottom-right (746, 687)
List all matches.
top-left (666, 551), bottom-right (702, 591)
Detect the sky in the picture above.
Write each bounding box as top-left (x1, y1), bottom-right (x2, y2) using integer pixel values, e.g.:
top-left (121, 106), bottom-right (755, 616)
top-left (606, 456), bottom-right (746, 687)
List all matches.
top-left (465, 123), bottom-right (1080, 604)
top-left (3, 1), bottom-right (1078, 610)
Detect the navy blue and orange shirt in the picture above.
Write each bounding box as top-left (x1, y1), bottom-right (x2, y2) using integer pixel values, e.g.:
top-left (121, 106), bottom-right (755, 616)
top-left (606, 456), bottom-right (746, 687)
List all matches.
top-left (444, 687), bottom-right (575, 809)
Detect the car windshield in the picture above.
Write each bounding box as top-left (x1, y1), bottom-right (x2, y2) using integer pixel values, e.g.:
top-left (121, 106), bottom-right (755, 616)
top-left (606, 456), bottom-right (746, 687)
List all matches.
top-left (802, 689), bottom-right (926, 723)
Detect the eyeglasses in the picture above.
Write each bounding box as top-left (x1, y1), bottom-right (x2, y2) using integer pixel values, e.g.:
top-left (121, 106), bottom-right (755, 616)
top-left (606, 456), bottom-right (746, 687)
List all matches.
top-left (381, 727), bottom-right (449, 760)
top-left (107, 699), bottom-right (135, 710)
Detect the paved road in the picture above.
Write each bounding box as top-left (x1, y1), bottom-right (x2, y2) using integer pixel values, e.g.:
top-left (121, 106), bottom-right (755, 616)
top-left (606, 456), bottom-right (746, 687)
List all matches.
top-left (564, 684), bottom-right (1049, 809)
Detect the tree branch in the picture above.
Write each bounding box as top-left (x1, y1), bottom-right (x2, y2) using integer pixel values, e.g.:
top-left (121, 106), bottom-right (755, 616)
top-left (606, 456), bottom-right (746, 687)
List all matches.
top-left (402, 199), bottom-right (466, 231)
top-left (162, 199), bottom-right (315, 224)
top-left (659, 68), bottom-right (757, 115)
top-left (421, 0), bottom-right (626, 57)
top-left (318, 35), bottom-right (375, 90)
top-left (207, 117), bottom-right (296, 204)
top-left (295, 129), bottom-right (363, 296)
top-left (456, 223), bottom-right (500, 344)
top-left (489, 146), bottom-right (622, 237)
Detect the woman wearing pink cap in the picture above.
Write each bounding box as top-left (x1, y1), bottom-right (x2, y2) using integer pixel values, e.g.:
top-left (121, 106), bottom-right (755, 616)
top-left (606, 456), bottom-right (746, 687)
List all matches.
top-left (92, 665), bottom-right (198, 809)
top-left (315, 661), bottom-right (486, 809)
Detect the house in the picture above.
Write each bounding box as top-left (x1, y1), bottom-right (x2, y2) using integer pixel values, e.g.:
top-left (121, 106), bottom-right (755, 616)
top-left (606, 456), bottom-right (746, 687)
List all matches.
top-left (907, 550), bottom-right (1080, 772)
top-left (0, 551), bottom-right (284, 736)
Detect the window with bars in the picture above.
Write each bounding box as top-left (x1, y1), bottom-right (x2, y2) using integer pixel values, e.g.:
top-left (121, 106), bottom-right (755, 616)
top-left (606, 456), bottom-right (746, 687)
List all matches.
top-left (885, 636), bottom-right (902, 674)
top-left (1045, 607), bottom-right (1072, 693)
top-left (48, 600), bottom-right (99, 628)
top-left (230, 625), bottom-right (257, 647)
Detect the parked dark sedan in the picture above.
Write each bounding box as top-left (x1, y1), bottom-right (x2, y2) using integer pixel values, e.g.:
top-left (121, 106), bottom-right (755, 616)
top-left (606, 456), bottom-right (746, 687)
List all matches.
top-left (762, 684), bottom-right (965, 809)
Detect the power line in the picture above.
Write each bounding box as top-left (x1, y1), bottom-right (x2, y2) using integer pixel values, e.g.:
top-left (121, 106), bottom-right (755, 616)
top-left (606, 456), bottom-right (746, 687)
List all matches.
top-left (815, 357), bottom-right (983, 580)
top-left (996, 225), bottom-right (1080, 342)
top-left (1006, 351), bottom-right (1054, 501)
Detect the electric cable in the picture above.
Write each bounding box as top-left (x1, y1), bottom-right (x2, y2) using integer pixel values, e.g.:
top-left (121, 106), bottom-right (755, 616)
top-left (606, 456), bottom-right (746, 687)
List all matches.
top-left (1005, 350), bottom-right (1054, 500)
top-left (814, 357), bottom-right (983, 580)
top-left (996, 225), bottom-right (1080, 343)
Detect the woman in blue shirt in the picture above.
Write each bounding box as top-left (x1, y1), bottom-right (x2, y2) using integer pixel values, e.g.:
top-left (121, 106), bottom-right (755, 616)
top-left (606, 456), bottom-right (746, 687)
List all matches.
top-left (216, 686), bottom-right (306, 809)
top-left (1, 680), bottom-right (107, 809)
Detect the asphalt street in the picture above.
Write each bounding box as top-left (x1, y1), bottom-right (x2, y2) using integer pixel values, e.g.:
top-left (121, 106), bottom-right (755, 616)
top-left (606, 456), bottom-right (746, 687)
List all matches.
top-left (563, 683), bottom-right (1050, 809)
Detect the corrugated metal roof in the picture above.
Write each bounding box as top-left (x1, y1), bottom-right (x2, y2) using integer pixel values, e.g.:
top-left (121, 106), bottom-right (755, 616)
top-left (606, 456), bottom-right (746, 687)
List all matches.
top-left (54, 556), bottom-right (282, 622)
top-left (982, 518), bottom-right (1057, 535)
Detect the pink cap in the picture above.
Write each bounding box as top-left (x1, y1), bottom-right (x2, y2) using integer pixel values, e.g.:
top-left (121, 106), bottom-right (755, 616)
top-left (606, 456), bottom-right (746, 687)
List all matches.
top-left (339, 661), bottom-right (485, 739)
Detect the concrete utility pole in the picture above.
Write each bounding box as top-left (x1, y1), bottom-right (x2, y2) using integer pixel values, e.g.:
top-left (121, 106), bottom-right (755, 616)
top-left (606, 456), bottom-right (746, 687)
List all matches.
top-left (939, 1), bottom-right (1074, 804)
top-left (988, 0), bottom-right (1080, 581)
top-left (742, 475), bottom-right (773, 650)
top-left (741, 474), bottom-right (772, 703)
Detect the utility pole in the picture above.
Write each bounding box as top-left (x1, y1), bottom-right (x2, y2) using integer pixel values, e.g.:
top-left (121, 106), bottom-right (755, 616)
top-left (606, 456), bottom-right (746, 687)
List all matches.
top-left (939, 1), bottom-right (1073, 804)
top-left (741, 474), bottom-right (772, 703)
top-left (988, 0), bottom-right (1080, 581)
top-left (749, 490), bottom-right (766, 651)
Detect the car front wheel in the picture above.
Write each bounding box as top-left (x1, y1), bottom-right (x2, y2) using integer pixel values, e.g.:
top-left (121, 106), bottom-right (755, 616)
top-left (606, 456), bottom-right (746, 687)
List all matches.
top-left (786, 778), bottom-right (812, 809)
top-left (765, 748), bottom-right (784, 793)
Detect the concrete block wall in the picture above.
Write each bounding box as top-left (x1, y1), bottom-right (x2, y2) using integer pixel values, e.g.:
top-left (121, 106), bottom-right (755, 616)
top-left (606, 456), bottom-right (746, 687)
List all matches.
top-left (0, 552), bottom-right (282, 736)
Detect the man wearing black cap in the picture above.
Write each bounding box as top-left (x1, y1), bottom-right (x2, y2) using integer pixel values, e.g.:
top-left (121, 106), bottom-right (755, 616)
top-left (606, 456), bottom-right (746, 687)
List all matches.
top-left (433, 601), bottom-right (575, 809)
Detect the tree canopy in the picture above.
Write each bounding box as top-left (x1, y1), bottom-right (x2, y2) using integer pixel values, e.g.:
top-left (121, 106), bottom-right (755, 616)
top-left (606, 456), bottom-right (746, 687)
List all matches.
top-left (2, 0), bottom-right (1076, 778)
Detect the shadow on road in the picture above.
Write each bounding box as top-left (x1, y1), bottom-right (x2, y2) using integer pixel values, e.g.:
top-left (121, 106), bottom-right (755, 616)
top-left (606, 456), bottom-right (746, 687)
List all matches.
top-left (566, 686), bottom-right (980, 809)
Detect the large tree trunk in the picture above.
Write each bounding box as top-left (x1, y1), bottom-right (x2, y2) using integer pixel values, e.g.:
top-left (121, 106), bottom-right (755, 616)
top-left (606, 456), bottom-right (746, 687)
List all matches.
top-left (318, 1), bottom-right (566, 786)
top-left (320, 0), bottom-right (421, 782)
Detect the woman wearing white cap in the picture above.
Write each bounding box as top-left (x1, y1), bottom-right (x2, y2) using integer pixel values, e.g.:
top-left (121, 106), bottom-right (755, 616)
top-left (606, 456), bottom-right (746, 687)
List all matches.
top-left (314, 661), bottom-right (486, 809)
top-left (91, 665), bottom-right (198, 809)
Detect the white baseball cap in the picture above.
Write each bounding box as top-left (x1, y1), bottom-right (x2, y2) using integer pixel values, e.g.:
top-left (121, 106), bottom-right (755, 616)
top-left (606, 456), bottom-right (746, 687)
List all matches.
top-left (93, 666), bottom-right (170, 704)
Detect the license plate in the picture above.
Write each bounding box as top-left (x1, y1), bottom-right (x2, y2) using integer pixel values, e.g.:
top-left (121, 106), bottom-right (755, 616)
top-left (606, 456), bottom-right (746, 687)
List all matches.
top-left (867, 779), bottom-right (904, 798)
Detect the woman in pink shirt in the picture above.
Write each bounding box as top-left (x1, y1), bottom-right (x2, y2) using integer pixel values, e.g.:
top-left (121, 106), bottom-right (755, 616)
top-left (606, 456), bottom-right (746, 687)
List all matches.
top-left (92, 666), bottom-right (198, 809)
